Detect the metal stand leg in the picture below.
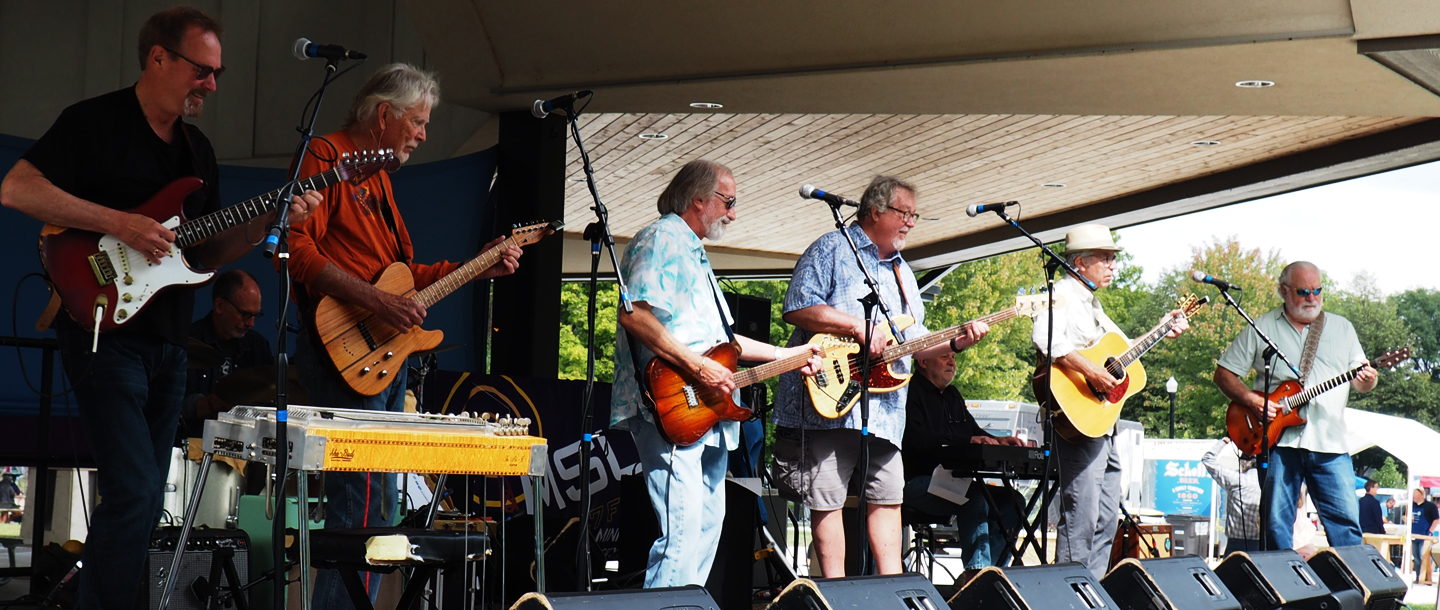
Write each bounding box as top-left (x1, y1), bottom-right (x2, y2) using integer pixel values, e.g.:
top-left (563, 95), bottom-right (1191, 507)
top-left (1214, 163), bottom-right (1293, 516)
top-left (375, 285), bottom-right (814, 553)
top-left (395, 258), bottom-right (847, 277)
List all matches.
top-left (533, 475), bottom-right (545, 593)
top-left (297, 469), bottom-right (312, 610)
top-left (159, 452), bottom-right (214, 610)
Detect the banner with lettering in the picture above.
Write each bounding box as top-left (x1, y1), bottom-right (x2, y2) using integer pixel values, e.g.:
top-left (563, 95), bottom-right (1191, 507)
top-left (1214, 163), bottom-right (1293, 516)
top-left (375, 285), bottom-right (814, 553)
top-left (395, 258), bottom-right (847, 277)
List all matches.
top-left (1149, 459), bottom-right (1215, 516)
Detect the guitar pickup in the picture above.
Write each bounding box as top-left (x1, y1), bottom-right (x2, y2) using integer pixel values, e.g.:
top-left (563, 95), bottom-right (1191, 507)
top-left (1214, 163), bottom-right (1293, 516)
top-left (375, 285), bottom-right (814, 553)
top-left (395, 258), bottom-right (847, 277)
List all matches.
top-left (814, 371), bottom-right (829, 388)
top-left (682, 385), bottom-right (699, 408)
top-left (88, 252), bottom-right (118, 286)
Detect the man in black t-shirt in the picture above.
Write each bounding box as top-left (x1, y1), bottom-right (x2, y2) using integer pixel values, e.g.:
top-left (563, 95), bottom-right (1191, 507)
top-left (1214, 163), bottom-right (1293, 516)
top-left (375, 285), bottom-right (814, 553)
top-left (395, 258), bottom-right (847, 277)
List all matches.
top-left (0, 9), bottom-right (319, 610)
top-left (183, 269), bottom-right (274, 435)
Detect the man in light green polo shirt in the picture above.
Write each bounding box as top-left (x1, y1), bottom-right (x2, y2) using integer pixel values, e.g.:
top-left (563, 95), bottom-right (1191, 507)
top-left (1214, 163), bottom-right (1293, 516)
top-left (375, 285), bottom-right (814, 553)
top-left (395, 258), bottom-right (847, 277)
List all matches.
top-left (1213, 261), bottom-right (1377, 550)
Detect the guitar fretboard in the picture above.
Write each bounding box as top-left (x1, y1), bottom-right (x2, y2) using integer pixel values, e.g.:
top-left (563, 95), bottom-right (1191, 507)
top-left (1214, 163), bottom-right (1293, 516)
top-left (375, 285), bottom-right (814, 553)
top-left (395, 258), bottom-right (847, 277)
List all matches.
top-left (411, 236), bottom-right (516, 308)
top-left (734, 349), bottom-right (819, 387)
top-left (1105, 311), bottom-right (1187, 376)
top-left (876, 308), bottom-right (1022, 365)
top-left (173, 168), bottom-right (344, 249)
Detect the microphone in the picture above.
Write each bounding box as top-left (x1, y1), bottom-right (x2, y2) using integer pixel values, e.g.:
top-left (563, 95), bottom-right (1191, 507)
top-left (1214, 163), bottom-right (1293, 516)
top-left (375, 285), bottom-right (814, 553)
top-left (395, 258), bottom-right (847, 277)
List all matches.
top-left (799, 184), bottom-right (859, 208)
top-left (1190, 270), bottom-right (1243, 291)
top-left (292, 38), bottom-right (366, 61)
top-left (531, 90), bottom-right (593, 119)
top-left (965, 201), bottom-right (1018, 217)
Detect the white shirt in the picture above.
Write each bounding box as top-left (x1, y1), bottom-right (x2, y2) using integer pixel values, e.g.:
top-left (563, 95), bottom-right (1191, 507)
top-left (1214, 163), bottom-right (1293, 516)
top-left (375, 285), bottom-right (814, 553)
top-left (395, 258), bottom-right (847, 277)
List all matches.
top-left (1032, 274), bottom-right (1124, 359)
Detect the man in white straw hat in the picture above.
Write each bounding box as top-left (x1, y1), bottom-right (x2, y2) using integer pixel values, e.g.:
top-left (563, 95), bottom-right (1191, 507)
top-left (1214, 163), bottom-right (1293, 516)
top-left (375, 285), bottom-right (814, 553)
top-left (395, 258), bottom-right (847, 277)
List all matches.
top-left (1032, 223), bottom-right (1189, 577)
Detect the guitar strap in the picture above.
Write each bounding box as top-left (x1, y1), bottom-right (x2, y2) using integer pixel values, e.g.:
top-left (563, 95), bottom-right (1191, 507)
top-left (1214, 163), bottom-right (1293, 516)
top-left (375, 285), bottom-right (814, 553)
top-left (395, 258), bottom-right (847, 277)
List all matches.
top-left (1296, 311), bottom-right (1326, 385)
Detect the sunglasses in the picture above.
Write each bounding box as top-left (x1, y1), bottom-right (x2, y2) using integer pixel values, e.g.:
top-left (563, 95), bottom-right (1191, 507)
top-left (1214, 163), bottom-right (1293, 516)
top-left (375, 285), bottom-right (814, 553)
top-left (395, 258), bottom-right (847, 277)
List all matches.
top-left (164, 47), bottom-right (226, 80)
top-left (1290, 286), bottom-right (1323, 297)
top-left (714, 191), bottom-right (736, 210)
top-left (220, 297), bottom-right (263, 320)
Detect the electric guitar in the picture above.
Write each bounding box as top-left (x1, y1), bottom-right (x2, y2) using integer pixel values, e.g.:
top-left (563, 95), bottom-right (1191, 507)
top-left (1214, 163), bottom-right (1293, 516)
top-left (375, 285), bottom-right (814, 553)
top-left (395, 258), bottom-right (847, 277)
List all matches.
top-left (644, 343), bottom-right (829, 446)
top-left (39, 149), bottom-right (399, 332)
top-left (806, 293), bottom-right (1060, 419)
top-left (314, 220), bottom-right (561, 396)
top-left (1042, 294), bottom-right (1207, 442)
top-left (1225, 347), bottom-right (1409, 456)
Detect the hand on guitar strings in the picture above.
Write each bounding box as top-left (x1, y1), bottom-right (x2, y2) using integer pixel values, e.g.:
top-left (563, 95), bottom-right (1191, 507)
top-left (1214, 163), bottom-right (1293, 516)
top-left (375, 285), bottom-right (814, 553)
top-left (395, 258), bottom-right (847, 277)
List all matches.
top-left (286, 189), bottom-right (324, 225)
top-left (1353, 360), bottom-right (1378, 389)
top-left (851, 321), bottom-right (891, 360)
top-left (119, 212), bottom-right (177, 264)
top-left (476, 235), bottom-right (524, 280)
top-left (952, 321), bottom-right (990, 351)
top-left (694, 357), bottom-right (737, 395)
top-left (783, 344), bottom-right (826, 377)
top-left (1162, 308), bottom-right (1191, 338)
top-left (372, 290), bottom-right (427, 332)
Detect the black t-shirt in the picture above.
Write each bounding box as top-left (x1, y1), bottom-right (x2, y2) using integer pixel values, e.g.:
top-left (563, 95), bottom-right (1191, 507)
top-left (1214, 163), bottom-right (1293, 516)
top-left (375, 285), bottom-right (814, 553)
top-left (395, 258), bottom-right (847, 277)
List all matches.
top-left (184, 312), bottom-right (274, 397)
top-left (24, 85), bottom-right (222, 343)
top-left (902, 375), bottom-right (991, 480)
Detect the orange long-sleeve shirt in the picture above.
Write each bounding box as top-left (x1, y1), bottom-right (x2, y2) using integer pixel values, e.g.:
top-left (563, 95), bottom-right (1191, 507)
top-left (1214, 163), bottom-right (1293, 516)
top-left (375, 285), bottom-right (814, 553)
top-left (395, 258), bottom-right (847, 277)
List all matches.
top-left (286, 130), bottom-right (459, 305)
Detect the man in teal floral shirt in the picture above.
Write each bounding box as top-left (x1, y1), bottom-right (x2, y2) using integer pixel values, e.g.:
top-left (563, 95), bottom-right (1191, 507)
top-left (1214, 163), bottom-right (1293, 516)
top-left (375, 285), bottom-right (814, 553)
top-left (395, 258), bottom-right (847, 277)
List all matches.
top-left (612, 159), bottom-right (820, 587)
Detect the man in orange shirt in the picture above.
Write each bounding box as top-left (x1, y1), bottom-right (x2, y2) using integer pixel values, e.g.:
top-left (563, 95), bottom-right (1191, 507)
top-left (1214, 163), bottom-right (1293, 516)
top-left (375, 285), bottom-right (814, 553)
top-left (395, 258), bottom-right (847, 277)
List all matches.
top-left (288, 63), bottom-right (521, 610)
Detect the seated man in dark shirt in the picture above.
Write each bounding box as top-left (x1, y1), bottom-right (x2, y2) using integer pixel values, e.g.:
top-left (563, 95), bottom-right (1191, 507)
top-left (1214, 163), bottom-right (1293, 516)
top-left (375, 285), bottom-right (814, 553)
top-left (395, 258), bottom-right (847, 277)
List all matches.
top-left (902, 348), bottom-right (1026, 569)
top-left (182, 269), bottom-right (273, 436)
top-left (1359, 479), bottom-right (1386, 535)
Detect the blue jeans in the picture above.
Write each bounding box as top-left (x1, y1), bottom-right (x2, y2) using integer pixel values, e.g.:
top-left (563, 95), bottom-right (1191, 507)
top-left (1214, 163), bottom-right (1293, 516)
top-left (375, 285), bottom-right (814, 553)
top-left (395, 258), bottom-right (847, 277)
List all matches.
top-left (904, 476), bottom-right (1022, 569)
top-left (57, 329), bottom-right (186, 610)
top-left (297, 327), bottom-right (408, 610)
top-left (1226, 538), bottom-right (1262, 555)
top-left (1263, 447), bottom-right (1362, 549)
top-left (629, 417), bottom-right (727, 588)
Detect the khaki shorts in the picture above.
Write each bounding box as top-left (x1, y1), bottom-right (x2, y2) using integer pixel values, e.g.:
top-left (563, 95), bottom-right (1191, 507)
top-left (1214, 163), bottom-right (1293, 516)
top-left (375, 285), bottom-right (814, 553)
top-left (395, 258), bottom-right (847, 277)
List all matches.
top-left (770, 426), bottom-right (904, 511)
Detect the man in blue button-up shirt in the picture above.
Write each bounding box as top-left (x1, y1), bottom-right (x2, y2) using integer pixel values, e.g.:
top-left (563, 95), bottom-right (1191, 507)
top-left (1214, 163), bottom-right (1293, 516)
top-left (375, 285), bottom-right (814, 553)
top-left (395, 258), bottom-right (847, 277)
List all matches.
top-left (772, 176), bottom-right (965, 577)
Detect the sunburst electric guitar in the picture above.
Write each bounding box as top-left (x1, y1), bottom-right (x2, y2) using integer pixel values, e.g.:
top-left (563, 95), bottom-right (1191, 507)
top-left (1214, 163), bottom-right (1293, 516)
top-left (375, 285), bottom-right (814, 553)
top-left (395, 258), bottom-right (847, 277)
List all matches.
top-left (313, 220), bottom-right (561, 396)
top-left (806, 293), bottom-right (1060, 419)
top-left (1225, 347), bottom-right (1409, 456)
top-left (1042, 293), bottom-right (1207, 442)
top-left (39, 150), bottom-right (399, 331)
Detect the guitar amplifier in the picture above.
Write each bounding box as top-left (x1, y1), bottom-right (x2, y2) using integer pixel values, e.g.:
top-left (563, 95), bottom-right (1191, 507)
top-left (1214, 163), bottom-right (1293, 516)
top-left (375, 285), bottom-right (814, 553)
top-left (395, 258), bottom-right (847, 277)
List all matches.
top-left (722, 292), bottom-right (770, 344)
top-left (139, 527), bottom-right (250, 610)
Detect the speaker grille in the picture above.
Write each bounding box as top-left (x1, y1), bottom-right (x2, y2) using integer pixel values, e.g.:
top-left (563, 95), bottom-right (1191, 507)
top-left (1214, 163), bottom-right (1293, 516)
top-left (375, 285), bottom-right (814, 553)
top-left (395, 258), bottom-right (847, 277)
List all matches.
top-left (139, 528), bottom-right (250, 610)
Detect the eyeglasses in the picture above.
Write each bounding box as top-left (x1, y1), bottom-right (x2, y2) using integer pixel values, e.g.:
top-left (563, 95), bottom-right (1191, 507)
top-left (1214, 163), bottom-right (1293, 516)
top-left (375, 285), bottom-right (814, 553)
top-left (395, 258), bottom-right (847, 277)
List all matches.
top-left (714, 191), bottom-right (736, 210)
top-left (886, 207), bottom-right (922, 223)
top-left (164, 47), bottom-right (226, 80)
top-left (220, 297), bottom-right (263, 320)
top-left (1290, 286), bottom-right (1323, 297)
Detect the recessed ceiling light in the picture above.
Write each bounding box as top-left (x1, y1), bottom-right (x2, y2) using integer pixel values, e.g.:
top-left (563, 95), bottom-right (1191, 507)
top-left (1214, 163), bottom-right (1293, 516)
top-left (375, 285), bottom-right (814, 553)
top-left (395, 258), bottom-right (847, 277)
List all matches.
top-left (1235, 80), bottom-right (1275, 88)
top-left (1190, 140), bottom-right (1222, 146)
top-left (1041, 182), bottom-right (1066, 188)
top-left (689, 102), bottom-right (723, 109)
top-left (638, 133), bottom-right (668, 140)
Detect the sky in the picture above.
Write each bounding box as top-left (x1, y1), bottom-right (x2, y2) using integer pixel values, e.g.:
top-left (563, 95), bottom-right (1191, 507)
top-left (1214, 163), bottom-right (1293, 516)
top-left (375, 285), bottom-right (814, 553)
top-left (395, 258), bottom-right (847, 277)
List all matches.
top-left (1116, 160), bottom-right (1440, 296)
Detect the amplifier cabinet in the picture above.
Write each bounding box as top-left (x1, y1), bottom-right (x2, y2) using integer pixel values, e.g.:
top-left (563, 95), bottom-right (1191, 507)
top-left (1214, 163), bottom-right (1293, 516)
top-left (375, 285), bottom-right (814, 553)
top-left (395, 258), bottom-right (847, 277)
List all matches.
top-left (140, 527), bottom-right (250, 610)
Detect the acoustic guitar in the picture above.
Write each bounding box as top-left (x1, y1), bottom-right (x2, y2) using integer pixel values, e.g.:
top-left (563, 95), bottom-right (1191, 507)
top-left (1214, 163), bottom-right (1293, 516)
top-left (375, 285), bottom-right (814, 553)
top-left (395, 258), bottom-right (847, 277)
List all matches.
top-left (1225, 347), bottom-right (1409, 456)
top-left (644, 343), bottom-right (828, 446)
top-left (806, 293), bottom-right (1059, 419)
top-left (1042, 294), bottom-right (1207, 442)
top-left (39, 150), bottom-right (398, 331)
top-left (313, 220), bottom-right (560, 396)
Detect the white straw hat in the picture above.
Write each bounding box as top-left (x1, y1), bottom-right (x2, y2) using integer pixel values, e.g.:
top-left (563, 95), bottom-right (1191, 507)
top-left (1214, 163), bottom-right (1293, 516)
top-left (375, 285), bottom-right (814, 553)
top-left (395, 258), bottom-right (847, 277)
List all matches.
top-left (1065, 224), bottom-right (1121, 252)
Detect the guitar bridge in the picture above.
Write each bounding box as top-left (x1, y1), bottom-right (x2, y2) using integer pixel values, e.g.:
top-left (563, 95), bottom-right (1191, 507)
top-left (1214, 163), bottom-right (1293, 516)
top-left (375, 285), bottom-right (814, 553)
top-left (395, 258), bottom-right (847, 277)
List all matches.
top-left (87, 251), bottom-right (117, 286)
top-left (681, 385), bottom-right (699, 408)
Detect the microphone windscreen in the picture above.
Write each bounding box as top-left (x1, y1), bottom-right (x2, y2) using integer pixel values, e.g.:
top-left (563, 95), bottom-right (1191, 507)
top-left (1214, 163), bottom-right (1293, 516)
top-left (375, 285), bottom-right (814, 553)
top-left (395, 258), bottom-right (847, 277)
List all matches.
top-left (799, 184), bottom-right (816, 199)
top-left (965, 204), bottom-right (980, 218)
top-left (292, 38), bottom-right (311, 60)
top-left (1190, 270), bottom-right (1208, 282)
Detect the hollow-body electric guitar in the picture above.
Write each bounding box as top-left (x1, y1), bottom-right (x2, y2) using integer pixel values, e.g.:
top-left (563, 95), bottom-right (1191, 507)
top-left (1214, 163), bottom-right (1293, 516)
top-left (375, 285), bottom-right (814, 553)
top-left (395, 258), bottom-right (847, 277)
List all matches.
top-left (39, 150), bottom-right (398, 331)
top-left (313, 221), bottom-right (560, 396)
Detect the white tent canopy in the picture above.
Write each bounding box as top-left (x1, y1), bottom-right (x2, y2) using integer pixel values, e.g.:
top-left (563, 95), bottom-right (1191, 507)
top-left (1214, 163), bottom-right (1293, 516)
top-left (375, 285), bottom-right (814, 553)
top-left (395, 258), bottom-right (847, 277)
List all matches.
top-left (1344, 408), bottom-right (1440, 480)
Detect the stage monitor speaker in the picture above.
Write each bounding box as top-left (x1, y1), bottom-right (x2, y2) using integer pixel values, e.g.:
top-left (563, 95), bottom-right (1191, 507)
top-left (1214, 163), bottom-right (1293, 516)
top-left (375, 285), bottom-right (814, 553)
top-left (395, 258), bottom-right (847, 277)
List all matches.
top-left (1102, 556), bottom-right (1241, 610)
top-left (510, 586), bottom-right (719, 610)
top-left (723, 292), bottom-right (771, 344)
top-left (949, 564), bottom-right (1118, 610)
top-left (770, 574), bottom-right (946, 610)
top-left (140, 527), bottom-right (250, 610)
top-left (1213, 550), bottom-right (1362, 610)
top-left (1307, 546), bottom-right (1406, 610)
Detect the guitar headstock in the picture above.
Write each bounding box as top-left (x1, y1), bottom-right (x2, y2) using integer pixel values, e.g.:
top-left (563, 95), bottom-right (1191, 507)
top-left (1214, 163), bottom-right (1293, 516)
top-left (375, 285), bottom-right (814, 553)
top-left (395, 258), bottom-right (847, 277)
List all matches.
top-left (1176, 293), bottom-right (1209, 317)
top-left (336, 149), bottom-right (401, 184)
top-left (1014, 293), bottom-right (1065, 318)
top-left (511, 220), bottom-right (564, 247)
top-left (1373, 347), bottom-right (1412, 370)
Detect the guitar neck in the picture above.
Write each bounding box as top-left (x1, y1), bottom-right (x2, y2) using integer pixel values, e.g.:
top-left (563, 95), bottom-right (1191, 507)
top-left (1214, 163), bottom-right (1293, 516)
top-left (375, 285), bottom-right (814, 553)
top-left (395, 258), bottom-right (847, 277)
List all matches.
top-left (411, 235), bottom-right (516, 308)
top-left (1287, 365), bottom-right (1365, 406)
top-left (173, 167), bottom-right (345, 249)
top-left (1110, 314), bottom-right (1183, 372)
top-left (734, 349), bottom-right (818, 387)
top-left (878, 308), bottom-right (1020, 362)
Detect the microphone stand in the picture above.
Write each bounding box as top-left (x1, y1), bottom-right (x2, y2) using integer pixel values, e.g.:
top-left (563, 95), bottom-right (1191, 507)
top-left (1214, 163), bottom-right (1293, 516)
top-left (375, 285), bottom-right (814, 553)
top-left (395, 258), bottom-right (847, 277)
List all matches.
top-left (984, 207), bottom-right (1090, 564)
top-left (822, 201), bottom-right (903, 575)
top-left (1212, 287), bottom-right (1296, 550)
top-left (559, 95), bottom-right (633, 592)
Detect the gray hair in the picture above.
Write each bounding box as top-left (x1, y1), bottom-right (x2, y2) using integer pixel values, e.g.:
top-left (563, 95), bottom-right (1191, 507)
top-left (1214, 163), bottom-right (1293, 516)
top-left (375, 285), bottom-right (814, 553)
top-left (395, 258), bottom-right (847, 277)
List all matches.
top-left (657, 159), bottom-right (731, 215)
top-left (1277, 261), bottom-right (1320, 298)
top-left (1066, 249), bottom-right (1100, 266)
top-left (858, 175), bottom-right (917, 223)
top-left (343, 64), bottom-right (441, 130)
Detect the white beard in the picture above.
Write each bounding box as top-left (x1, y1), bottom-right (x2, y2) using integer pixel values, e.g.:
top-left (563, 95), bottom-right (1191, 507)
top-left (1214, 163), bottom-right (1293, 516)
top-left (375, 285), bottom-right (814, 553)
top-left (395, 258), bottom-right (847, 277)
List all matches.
top-left (706, 217), bottom-right (729, 241)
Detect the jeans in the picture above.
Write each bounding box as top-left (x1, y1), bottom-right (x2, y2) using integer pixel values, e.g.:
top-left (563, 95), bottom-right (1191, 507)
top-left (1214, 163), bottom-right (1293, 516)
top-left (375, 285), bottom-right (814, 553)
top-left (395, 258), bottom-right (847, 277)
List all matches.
top-left (629, 417), bottom-right (727, 588)
top-left (904, 476), bottom-right (1022, 569)
top-left (297, 327), bottom-right (408, 610)
top-left (1262, 447), bottom-right (1362, 550)
top-left (57, 329), bottom-right (186, 610)
top-left (1414, 539), bottom-right (1428, 580)
top-left (1226, 538), bottom-right (1262, 555)
top-left (1056, 433), bottom-right (1122, 578)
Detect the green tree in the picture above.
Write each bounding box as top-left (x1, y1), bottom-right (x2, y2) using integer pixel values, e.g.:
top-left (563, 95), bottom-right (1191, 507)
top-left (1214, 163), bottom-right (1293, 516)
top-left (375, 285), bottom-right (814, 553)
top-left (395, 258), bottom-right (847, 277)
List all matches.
top-left (558, 281), bottom-right (618, 382)
top-left (1375, 456), bottom-right (1406, 489)
top-left (1394, 288), bottom-right (1440, 376)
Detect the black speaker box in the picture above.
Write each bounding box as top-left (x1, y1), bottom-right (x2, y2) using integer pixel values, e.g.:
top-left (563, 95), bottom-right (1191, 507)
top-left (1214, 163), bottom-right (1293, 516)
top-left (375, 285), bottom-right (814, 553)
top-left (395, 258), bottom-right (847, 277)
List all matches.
top-left (950, 564), bottom-right (1119, 610)
top-left (770, 574), bottom-right (946, 610)
top-left (1213, 550), bottom-right (1362, 610)
top-left (1102, 556), bottom-right (1241, 610)
top-left (1307, 546), bottom-right (1407, 610)
top-left (722, 292), bottom-right (771, 344)
top-left (510, 585), bottom-right (719, 610)
top-left (140, 527), bottom-right (250, 610)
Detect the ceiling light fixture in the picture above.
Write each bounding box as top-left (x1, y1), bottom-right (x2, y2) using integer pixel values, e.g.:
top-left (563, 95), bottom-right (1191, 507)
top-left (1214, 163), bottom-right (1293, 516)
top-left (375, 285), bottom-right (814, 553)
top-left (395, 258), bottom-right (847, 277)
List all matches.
top-left (1235, 80), bottom-right (1275, 88)
top-left (689, 102), bottom-right (723, 109)
top-left (638, 133), bottom-right (668, 140)
top-left (1190, 140), bottom-right (1222, 146)
top-left (1041, 182), bottom-right (1066, 188)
